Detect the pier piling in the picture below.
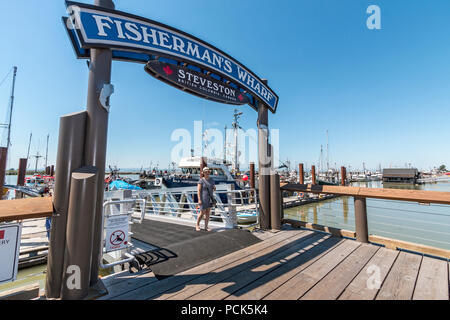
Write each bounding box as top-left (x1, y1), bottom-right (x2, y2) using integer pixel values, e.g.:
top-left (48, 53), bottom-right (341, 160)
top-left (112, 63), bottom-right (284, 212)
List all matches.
top-left (299, 163), bottom-right (304, 184)
top-left (340, 166), bottom-right (346, 186)
top-left (0, 147), bottom-right (7, 196)
top-left (17, 158), bottom-right (27, 186)
top-left (311, 165), bottom-right (316, 185)
top-left (270, 173), bottom-right (281, 230)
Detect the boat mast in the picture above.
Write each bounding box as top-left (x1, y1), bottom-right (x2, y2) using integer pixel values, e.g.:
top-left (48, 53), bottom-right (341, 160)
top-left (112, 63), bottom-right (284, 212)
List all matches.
top-left (326, 130), bottom-right (329, 172)
top-left (6, 66), bottom-right (17, 152)
top-left (45, 134), bottom-right (49, 169)
top-left (26, 132), bottom-right (32, 160)
top-left (223, 125), bottom-right (227, 163)
top-left (32, 151), bottom-right (43, 174)
top-left (232, 109), bottom-right (243, 173)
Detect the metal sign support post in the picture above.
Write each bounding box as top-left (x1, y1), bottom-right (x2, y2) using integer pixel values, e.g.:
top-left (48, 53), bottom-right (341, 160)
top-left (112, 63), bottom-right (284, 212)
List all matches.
top-left (257, 80), bottom-right (272, 230)
top-left (86, 0), bottom-right (115, 286)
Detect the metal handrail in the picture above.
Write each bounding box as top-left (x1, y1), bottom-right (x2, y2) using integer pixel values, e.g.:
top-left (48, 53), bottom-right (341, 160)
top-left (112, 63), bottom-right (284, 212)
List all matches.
top-left (100, 198), bottom-right (146, 269)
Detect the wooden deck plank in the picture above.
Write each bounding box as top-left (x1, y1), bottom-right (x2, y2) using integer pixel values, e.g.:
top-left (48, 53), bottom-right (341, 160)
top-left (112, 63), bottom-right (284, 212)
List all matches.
top-left (338, 247), bottom-right (399, 300)
top-left (376, 251), bottom-right (422, 300)
top-left (263, 239), bottom-right (360, 300)
top-left (300, 243), bottom-right (379, 300)
top-left (413, 256), bottom-right (449, 300)
top-left (226, 236), bottom-right (344, 300)
top-left (107, 229), bottom-right (306, 299)
top-left (99, 270), bottom-right (157, 300)
top-left (160, 232), bottom-right (323, 300)
top-left (185, 232), bottom-right (330, 300)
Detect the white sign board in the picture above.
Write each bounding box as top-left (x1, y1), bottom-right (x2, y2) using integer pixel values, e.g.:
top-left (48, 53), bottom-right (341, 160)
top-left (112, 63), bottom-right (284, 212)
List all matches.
top-left (0, 223), bottom-right (22, 284)
top-left (105, 214), bottom-right (130, 253)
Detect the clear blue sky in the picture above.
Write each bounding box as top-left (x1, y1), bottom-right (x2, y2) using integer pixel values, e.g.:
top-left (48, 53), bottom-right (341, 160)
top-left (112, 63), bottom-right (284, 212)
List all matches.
top-left (0, 0), bottom-right (449, 172)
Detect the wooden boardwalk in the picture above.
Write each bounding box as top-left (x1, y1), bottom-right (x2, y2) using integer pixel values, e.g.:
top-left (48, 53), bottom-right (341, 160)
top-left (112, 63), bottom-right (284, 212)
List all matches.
top-left (99, 226), bottom-right (450, 300)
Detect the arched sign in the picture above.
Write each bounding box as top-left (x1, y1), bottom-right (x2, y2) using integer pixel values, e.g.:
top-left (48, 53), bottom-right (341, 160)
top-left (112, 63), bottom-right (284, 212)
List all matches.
top-left (63, 1), bottom-right (278, 112)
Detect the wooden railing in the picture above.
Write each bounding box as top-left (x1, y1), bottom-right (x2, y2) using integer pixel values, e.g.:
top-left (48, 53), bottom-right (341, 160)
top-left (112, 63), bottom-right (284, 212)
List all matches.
top-left (280, 183), bottom-right (450, 259)
top-left (0, 197), bottom-right (53, 223)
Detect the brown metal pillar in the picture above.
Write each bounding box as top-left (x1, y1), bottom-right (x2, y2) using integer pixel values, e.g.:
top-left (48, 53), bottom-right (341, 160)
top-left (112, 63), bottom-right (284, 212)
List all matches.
top-left (17, 158), bottom-right (27, 186)
top-left (311, 165), bottom-right (316, 185)
top-left (354, 197), bottom-right (369, 243)
top-left (61, 167), bottom-right (98, 300)
top-left (86, 0), bottom-right (115, 287)
top-left (299, 163), bottom-right (304, 184)
top-left (257, 81), bottom-right (271, 230)
top-left (46, 166), bottom-right (50, 176)
top-left (270, 173), bottom-right (281, 230)
top-left (51, 165), bottom-right (55, 177)
top-left (0, 147), bottom-right (7, 195)
top-left (45, 111), bottom-right (87, 299)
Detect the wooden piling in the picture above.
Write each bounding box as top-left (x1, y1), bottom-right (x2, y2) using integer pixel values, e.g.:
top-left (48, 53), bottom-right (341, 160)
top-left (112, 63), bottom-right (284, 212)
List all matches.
top-left (340, 166), bottom-right (346, 186)
top-left (270, 173), bottom-right (281, 230)
top-left (17, 158), bottom-right (27, 186)
top-left (311, 165), bottom-right (316, 185)
top-left (299, 163), bottom-right (304, 184)
top-left (249, 162), bottom-right (255, 189)
top-left (0, 147), bottom-right (7, 196)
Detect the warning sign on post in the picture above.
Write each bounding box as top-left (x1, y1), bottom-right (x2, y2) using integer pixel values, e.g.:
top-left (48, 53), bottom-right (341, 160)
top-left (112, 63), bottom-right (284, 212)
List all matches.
top-left (105, 214), bottom-right (129, 252)
top-left (0, 223), bottom-right (22, 284)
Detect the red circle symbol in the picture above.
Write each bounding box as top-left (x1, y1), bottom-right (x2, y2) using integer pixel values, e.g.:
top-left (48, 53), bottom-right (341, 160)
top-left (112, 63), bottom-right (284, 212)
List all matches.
top-left (110, 230), bottom-right (126, 246)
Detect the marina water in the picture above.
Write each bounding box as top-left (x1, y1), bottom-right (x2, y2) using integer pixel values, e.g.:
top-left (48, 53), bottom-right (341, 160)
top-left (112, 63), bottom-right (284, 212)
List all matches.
top-left (284, 180), bottom-right (450, 250)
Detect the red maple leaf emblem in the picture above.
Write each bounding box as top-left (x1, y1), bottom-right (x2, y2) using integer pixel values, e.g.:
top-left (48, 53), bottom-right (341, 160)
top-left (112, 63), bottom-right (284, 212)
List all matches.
top-left (0, 230), bottom-right (4, 240)
top-left (238, 94), bottom-right (244, 101)
top-left (163, 65), bottom-right (173, 76)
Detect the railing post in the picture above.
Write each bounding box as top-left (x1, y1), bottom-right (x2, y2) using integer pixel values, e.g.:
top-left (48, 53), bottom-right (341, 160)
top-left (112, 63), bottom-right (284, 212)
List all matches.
top-left (354, 197), bottom-right (369, 243)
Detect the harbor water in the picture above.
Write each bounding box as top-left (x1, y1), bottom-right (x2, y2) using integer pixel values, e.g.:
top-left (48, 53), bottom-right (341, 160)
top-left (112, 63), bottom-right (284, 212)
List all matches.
top-left (284, 180), bottom-right (450, 250)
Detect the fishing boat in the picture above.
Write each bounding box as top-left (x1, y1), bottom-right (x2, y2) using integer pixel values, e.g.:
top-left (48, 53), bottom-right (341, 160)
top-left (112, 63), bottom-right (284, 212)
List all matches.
top-left (159, 156), bottom-right (239, 190)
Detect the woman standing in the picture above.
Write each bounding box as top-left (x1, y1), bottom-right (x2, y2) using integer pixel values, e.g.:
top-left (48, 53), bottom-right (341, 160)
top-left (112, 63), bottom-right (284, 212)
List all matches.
top-left (196, 167), bottom-right (216, 231)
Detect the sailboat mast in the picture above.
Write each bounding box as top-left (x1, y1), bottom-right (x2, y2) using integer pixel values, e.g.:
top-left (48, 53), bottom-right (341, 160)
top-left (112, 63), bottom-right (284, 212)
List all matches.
top-left (6, 66), bottom-right (17, 151)
top-left (45, 134), bottom-right (49, 169)
top-left (326, 130), bottom-right (329, 172)
top-left (27, 132), bottom-right (32, 160)
top-left (223, 125), bottom-right (227, 163)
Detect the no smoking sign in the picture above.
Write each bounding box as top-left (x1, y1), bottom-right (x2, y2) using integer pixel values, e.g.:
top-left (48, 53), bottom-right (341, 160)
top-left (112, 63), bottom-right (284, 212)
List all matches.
top-left (105, 214), bottom-right (130, 252)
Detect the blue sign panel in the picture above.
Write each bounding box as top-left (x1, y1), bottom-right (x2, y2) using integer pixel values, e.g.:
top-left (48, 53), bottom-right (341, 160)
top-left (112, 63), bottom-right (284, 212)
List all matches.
top-left (64, 1), bottom-right (278, 112)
